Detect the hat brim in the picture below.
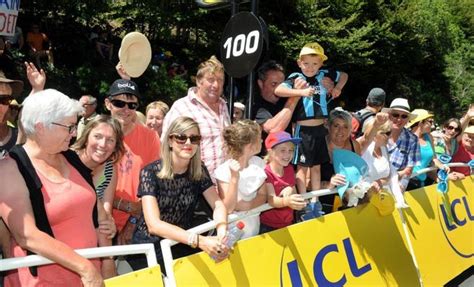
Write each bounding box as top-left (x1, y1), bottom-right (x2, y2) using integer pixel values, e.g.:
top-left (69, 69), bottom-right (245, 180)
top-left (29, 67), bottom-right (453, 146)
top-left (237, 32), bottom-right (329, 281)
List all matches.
top-left (299, 50), bottom-right (328, 61)
top-left (119, 32), bottom-right (152, 78)
top-left (0, 79), bottom-right (23, 97)
top-left (464, 125), bottom-right (474, 134)
top-left (270, 138), bottom-right (302, 149)
top-left (406, 113), bottom-right (433, 128)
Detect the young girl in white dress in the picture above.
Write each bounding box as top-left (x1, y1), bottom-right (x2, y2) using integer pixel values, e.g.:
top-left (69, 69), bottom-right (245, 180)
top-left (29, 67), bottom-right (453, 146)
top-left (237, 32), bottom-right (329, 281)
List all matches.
top-left (215, 120), bottom-right (267, 239)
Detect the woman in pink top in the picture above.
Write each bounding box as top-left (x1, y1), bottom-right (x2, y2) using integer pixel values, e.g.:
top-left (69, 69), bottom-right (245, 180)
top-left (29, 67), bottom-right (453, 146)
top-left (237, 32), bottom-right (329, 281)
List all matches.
top-left (0, 90), bottom-right (105, 286)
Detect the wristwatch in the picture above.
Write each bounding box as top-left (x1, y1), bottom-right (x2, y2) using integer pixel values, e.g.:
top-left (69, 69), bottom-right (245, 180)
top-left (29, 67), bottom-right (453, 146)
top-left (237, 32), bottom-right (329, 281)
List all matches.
top-left (128, 216), bottom-right (138, 224)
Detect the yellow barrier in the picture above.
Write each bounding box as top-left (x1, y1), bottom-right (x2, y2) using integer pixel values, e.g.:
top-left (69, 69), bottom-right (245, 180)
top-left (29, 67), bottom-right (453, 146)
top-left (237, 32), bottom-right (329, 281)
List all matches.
top-left (105, 265), bottom-right (163, 287)
top-left (402, 175), bottom-right (473, 285)
top-left (105, 176), bottom-right (472, 286)
top-left (174, 199), bottom-right (419, 285)
top-left (173, 177), bottom-right (473, 286)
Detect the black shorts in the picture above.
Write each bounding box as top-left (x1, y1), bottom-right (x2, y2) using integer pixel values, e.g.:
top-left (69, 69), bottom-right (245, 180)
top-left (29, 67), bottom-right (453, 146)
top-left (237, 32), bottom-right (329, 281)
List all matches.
top-left (293, 124), bottom-right (329, 167)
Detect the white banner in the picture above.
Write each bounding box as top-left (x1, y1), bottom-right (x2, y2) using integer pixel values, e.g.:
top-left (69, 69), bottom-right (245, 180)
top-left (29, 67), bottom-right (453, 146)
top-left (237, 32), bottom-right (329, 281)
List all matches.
top-left (0, 0), bottom-right (20, 36)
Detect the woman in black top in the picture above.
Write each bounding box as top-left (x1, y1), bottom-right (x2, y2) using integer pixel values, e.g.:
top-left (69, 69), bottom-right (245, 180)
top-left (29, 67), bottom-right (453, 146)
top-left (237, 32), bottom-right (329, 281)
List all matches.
top-left (130, 117), bottom-right (228, 271)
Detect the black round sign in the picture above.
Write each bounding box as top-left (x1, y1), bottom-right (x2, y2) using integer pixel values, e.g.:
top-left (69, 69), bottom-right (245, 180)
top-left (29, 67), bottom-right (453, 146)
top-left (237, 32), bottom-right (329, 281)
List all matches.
top-left (220, 12), bottom-right (264, 78)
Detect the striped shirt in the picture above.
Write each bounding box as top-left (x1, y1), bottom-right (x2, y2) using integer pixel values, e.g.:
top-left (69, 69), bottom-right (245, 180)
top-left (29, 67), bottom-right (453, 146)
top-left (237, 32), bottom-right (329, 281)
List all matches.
top-left (95, 159), bottom-right (114, 199)
top-left (162, 87), bottom-right (231, 181)
top-left (387, 127), bottom-right (421, 170)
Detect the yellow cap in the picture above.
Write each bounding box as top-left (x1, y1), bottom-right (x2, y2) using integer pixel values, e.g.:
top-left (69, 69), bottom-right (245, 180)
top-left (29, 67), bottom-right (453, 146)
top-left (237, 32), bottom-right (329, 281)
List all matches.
top-left (299, 42), bottom-right (328, 61)
top-left (369, 191), bottom-right (395, 216)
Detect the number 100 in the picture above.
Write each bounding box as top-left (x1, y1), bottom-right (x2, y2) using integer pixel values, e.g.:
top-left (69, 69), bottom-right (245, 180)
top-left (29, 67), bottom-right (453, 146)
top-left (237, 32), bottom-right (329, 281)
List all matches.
top-left (223, 30), bottom-right (260, 59)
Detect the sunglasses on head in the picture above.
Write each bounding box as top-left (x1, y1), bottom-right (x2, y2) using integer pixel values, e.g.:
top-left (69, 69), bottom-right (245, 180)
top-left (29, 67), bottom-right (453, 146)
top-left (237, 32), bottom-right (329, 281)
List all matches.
top-left (169, 134), bottom-right (202, 145)
top-left (446, 125), bottom-right (460, 132)
top-left (0, 96), bottom-right (13, 106)
top-left (390, 113), bottom-right (409, 119)
top-left (110, 99), bottom-right (139, 110)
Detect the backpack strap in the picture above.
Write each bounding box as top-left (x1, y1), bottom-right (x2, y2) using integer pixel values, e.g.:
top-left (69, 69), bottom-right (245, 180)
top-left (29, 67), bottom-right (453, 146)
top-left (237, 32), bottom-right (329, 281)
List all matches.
top-left (9, 145), bottom-right (53, 276)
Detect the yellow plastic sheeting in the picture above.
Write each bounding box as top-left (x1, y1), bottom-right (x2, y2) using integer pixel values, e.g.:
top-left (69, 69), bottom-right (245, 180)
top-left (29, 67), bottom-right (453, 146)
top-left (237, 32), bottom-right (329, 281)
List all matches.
top-left (174, 198), bottom-right (419, 286)
top-left (105, 265), bottom-right (163, 287)
top-left (403, 175), bottom-right (473, 285)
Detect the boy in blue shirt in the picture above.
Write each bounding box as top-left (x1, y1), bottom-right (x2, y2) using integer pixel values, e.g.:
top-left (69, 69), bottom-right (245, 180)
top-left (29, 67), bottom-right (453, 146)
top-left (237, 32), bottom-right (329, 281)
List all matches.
top-left (275, 42), bottom-right (348, 196)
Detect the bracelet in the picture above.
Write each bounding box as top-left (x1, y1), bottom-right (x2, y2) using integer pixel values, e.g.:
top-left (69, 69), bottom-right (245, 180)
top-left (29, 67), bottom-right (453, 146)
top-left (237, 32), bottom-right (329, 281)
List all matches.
top-left (117, 198), bottom-right (123, 210)
top-left (187, 232), bottom-right (198, 248)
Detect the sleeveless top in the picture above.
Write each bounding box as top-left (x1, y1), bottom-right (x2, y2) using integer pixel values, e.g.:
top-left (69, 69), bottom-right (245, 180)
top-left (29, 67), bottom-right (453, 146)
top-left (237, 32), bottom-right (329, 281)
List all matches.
top-left (5, 160), bottom-right (100, 287)
top-left (413, 133), bottom-right (434, 181)
top-left (361, 142), bottom-right (391, 182)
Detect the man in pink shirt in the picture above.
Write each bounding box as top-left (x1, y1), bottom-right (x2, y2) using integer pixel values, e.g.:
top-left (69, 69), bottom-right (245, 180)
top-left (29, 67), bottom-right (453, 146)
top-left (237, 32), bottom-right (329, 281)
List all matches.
top-left (162, 56), bottom-right (230, 227)
top-left (106, 79), bottom-right (160, 244)
top-left (162, 55), bottom-right (231, 180)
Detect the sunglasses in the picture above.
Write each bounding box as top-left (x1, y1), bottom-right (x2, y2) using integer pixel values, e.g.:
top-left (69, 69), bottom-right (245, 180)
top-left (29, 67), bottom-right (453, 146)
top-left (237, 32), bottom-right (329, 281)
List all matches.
top-left (381, 130), bottom-right (392, 136)
top-left (0, 96), bottom-right (13, 106)
top-left (52, 122), bottom-right (77, 134)
top-left (446, 125), bottom-right (460, 132)
top-left (169, 134), bottom-right (202, 145)
top-left (390, 113), bottom-right (409, 119)
top-left (110, 99), bottom-right (139, 110)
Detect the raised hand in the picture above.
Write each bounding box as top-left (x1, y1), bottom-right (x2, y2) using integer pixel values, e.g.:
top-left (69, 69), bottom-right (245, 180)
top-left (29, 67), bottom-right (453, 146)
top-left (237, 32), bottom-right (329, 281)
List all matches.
top-left (25, 62), bottom-right (46, 92)
top-left (116, 63), bottom-right (131, 80)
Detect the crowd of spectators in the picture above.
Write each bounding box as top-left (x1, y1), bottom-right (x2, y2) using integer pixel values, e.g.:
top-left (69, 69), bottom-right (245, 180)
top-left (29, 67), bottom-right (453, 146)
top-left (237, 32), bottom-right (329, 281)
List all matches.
top-left (0, 38), bottom-right (473, 287)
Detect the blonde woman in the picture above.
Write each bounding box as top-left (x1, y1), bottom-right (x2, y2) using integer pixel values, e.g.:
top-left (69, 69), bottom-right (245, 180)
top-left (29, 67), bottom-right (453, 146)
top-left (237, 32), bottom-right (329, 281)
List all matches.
top-left (129, 116), bottom-right (228, 271)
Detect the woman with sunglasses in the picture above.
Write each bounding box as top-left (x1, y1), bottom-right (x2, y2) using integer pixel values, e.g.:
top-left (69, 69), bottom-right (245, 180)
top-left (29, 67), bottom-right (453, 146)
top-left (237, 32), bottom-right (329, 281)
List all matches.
top-left (0, 90), bottom-right (105, 286)
top-left (433, 118), bottom-right (461, 157)
top-left (129, 116), bottom-right (228, 271)
top-left (407, 109), bottom-right (448, 190)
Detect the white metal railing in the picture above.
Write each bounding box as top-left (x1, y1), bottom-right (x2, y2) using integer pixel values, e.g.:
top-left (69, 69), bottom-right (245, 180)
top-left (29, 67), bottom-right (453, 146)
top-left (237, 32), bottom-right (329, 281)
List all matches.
top-left (0, 163), bottom-right (470, 286)
top-left (410, 162), bottom-right (469, 178)
top-left (0, 244), bottom-right (157, 272)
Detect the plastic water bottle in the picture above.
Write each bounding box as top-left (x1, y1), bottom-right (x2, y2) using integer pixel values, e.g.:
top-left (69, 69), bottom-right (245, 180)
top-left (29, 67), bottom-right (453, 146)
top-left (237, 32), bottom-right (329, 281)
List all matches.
top-left (211, 221), bottom-right (245, 261)
top-left (226, 221), bottom-right (245, 248)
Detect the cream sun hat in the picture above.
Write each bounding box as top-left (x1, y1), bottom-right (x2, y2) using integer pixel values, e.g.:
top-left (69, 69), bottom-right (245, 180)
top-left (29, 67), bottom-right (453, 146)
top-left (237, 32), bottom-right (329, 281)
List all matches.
top-left (118, 32), bottom-right (152, 78)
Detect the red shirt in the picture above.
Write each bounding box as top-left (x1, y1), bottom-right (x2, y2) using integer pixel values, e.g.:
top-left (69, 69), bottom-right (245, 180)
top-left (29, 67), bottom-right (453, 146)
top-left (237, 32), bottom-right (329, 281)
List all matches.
top-left (451, 143), bottom-right (474, 176)
top-left (260, 165), bottom-right (295, 228)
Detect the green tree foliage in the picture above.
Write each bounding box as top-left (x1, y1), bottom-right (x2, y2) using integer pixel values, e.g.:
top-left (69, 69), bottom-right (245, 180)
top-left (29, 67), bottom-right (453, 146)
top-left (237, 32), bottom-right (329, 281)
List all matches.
top-left (12, 0), bottom-right (473, 119)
